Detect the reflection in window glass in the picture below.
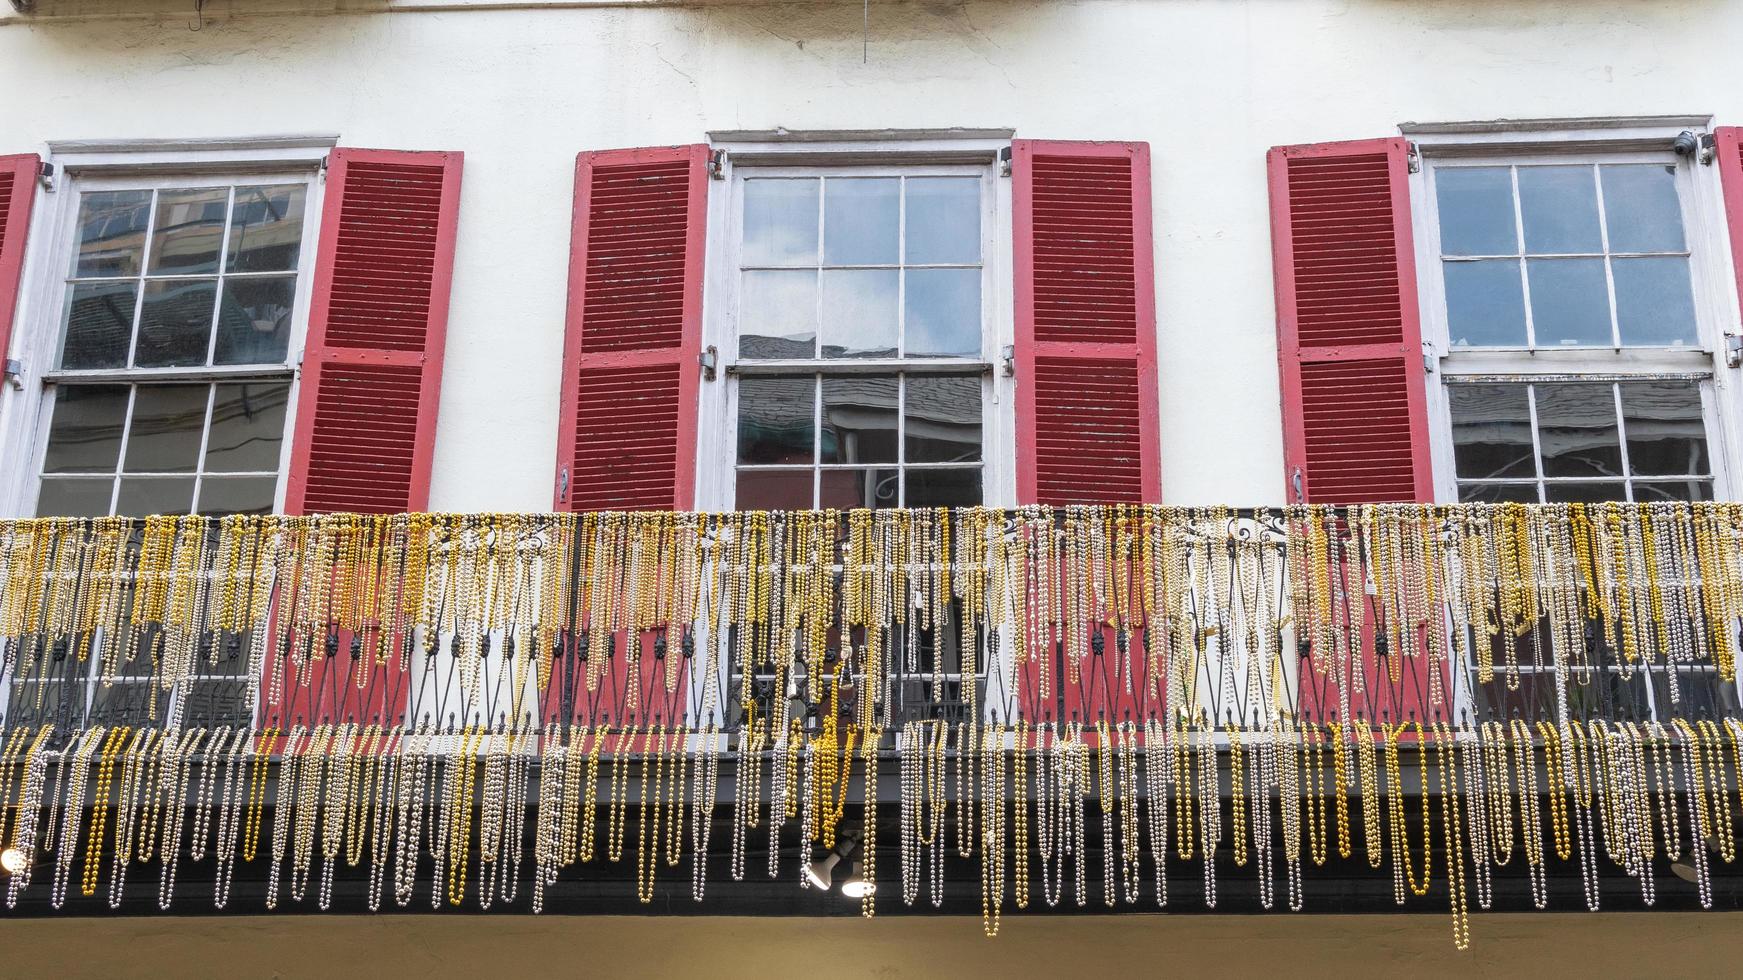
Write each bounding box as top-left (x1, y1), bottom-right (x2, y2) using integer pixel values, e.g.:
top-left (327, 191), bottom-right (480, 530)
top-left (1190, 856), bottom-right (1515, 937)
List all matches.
top-left (1446, 380), bottom-right (1713, 503)
top-left (36, 380), bottom-right (291, 517)
top-left (736, 373), bottom-right (983, 508)
top-left (1435, 162), bottom-right (1696, 349)
top-left (59, 183), bottom-right (306, 370)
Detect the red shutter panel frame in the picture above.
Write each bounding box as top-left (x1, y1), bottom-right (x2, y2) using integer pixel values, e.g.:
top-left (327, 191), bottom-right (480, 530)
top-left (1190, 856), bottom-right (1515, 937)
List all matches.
top-left (285, 148), bottom-right (463, 515)
top-left (1013, 140), bottom-right (1160, 505)
top-left (1717, 128), bottom-right (1743, 329)
top-left (555, 144), bottom-right (708, 512)
top-left (0, 154), bottom-right (40, 367)
top-left (1267, 137), bottom-right (1432, 504)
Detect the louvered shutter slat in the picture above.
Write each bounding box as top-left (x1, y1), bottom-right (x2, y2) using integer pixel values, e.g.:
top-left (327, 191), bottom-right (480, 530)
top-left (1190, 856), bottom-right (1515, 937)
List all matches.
top-left (1013, 140), bottom-right (1160, 507)
top-left (285, 148), bottom-right (463, 516)
top-left (0, 154), bottom-right (39, 368)
top-left (555, 145), bottom-right (707, 513)
top-left (1267, 138), bottom-right (1431, 504)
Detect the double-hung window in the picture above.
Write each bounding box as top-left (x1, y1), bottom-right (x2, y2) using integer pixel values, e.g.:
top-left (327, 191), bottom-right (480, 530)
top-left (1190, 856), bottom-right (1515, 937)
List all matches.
top-left (728, 166), bottom-right (994, 510)
top-left (1416, 122), bottom-right (1740, 721)
top-left (7, 163), bottom-right (319, 730)
top-left (34, 176), bottom-right (314, 519)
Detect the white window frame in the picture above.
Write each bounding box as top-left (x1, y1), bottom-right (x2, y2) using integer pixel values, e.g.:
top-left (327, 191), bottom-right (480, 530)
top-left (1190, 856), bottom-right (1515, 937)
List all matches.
top-left (1408, 118), bottom-right (1743, 506)
top-left (0, 136), bottom-right (333, 520)
top-left (697, 132), bottom-right (1017, 512)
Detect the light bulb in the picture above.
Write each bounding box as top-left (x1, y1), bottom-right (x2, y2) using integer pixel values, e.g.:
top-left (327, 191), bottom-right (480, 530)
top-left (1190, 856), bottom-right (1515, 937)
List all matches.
top-left (839, 863), bottom-right (875, 899)
top-left (0, 848), bottom-right (26, 875)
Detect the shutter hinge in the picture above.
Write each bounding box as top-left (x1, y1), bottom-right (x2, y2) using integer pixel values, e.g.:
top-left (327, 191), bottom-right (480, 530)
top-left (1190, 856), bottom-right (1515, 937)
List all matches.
top-left (36, 162), bottom-right (55, 193)
top-left (557, 467), bottom-right (570, 505)
top-left (999, 146), bottom-right (1013, 178)
top-left (1000, 344), bottom-right (1015, 377)
top-left (1290, 467), bottom-right (1305, 504)
top-left (1724, 333), bottom-right (1742, 369)
top-left (708, 149), bottom-right (726, 181)
top-left (1406, 141), bottom-right (1421, 174)
top-left (1422, 340), bottom-right (1436, 376)
top-left (699, 344), bottom-right (718, 381)
top-left (2, 358), bottom-right (23, 390)
top-left (1700, 133), bottom-right (1719, 166)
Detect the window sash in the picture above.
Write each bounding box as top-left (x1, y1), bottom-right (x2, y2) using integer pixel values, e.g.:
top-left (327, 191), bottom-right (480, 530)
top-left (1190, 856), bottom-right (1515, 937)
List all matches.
top-left (18, 169), bottom-right (320, 519)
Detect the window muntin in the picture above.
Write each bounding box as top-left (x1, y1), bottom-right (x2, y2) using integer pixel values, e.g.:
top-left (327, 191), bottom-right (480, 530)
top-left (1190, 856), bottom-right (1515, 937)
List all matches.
top-left (1448, 379), bottom-right (1712, 503)
top-left (731, 167), bottom-right (990, 510)
top-left (1435, 163), bottom-right (1697, 349)
top-left (34, 178), bottom-right (310, 519)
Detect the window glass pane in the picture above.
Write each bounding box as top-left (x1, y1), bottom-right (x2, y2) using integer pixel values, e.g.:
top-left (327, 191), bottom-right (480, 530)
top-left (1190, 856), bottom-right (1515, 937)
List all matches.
top-left (743, 179), bottom-right (818, 266)
top-left (905, 374), bottom-right (982, 463)
top-left (1600, 164), bottom-right (1685, 253)
top-left (116, 476), bottom-right (195, 516)
top-left (737, 375), bottom-right (814, 464)
top-left (197, 475), bottom-right (277, 515)
top-left (823, 178), bottom-right (898, 265)
top-left (1517, 165), bottom-right (1601, 253)
top-left (819, 467), bottom-right (899, 509)
top-left (123, 384), bottom-right (208, 474)
top-left (1457, 482), bottom-right (1540, 504)
top-left (1543, 481), bottom-right (1626, 503)
top-left (1443, 259), bottom-right (1526, 346)
top-left (906, 467), bottom-right (982, 508)
top-left (905, 177), bottom-right (980, 264)
top-left (739, 270), bottom-right (817, 359)
top-left (215, 275), bottom-right (296, 365)
top-left (36, 477), bottom-right (114, 517)
top-left (1612, 256), bottom-right (1697, 347)
top-left (135, 279), bottom-right (218, 368)
top-left (1435, 167), bottom-right (1517, 256)
top-left (227, 184), bottom-right (306, 273)
top-left (1635, 479), bottom-right (1713, 503)
top-left (72, 190), bottom-right (152, 278)
top-left (1526, 258), bottom-right (1611, 346)
top-left (59, 281), bottom-right (136, 369)
top-left (736, 469), bottom-right (813, 510)
top-left (1534, 383), bottom-right (1622, 478)
top-left (42, 384), bottom-right (128, 474)
top-left (205, 382), bottom-right (289, 472)
top-left (821, 375), bottom-right (898, 464)
top-left (148, 187), bottom-right (229, 276)
top-left (820, 269), bottom-right (898, 358)
top-left (1448, 383), bottom-right (1533, 479)
top-left (1620, 381), bottom-right (1707, 476)
top-left (905, 268), bottom-right (980, 357)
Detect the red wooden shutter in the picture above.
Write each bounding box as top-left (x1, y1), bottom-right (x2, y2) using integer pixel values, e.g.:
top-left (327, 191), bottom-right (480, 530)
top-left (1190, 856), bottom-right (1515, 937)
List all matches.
top-left (284, 148), bottom-right (463, 515)
top-left (1012, 140), bottom-right (1160, 505)
top-left (0, 154), bottom-right (39, 368)
top-left (555, 145), bottom-right (708, 512)
top-left (1717, 128), bottom-right (1743, 327)
top-left (1267, 137), bottom-right (1431, 504)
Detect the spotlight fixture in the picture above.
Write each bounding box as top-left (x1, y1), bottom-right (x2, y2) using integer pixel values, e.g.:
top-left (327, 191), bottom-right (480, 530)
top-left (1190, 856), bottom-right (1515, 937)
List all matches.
top-left (804, 829), bottom-right (864, 895)
top-left (0, 848), bottom-right (25, 875)
top-left (1671, 834), bottom-right (1720, 883)
top-left (805, 844), bottom-right (847, 890)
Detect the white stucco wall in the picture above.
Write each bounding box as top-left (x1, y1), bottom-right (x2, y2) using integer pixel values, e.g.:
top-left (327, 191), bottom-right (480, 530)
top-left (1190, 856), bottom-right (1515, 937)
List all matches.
top-left (1, 0), bottom-right (1739, 511)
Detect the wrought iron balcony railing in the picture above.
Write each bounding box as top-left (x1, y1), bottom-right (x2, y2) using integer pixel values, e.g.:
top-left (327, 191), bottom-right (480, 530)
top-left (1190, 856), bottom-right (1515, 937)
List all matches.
top-left (0, 503), bottom-right (1740, 942)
